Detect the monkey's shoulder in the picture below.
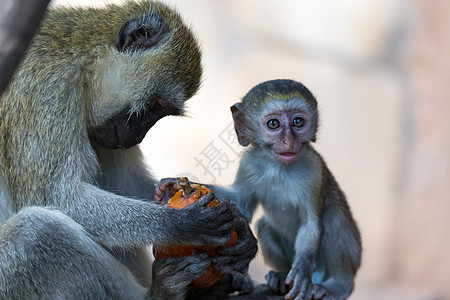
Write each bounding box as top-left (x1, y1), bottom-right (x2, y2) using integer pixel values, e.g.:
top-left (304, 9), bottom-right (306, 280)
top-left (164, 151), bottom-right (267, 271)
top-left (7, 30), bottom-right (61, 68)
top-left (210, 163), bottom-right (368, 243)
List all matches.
top-left (311, 149), bottom-right (349, 207)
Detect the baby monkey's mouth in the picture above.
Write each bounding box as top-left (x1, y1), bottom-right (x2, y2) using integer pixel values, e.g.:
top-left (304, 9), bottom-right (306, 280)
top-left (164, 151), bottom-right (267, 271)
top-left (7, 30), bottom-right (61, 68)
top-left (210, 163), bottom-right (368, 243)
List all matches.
top-left (271, 141), bottom-right (304, 166)
top-left (279, 152), bottom-right (297, 156)
top-left (272, 151), bottom-right (301, 165)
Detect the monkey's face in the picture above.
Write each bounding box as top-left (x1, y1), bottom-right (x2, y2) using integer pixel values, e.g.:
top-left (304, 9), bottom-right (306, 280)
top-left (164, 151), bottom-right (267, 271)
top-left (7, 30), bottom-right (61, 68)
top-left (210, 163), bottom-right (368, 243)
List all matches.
top-left (240, 96), bottom-right (315, 166)
top-left (88, 3), bottom-right (202, 149)
top-left (258, 100), bottom-right (315, 165)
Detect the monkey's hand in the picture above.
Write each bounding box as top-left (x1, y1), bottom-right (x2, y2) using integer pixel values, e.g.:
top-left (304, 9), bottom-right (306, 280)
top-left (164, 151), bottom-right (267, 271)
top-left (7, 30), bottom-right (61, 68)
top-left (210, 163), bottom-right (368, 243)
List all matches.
top-left (155, 177), bottom-right (182, 202)
top-left (151, 253), bottom-right (210, 300)
top-left (310, 284), bottom-right (337, 300)
top-left (265, 270), bottom-right (289, 295)
top-left (171, 193), bottom-right (237, 246)
top-left (212, 212), bottom-right (258, 274)
top-left (285, 265), bottom-right (313, 300)
top-left (230, 272), bottom-right (255, 294)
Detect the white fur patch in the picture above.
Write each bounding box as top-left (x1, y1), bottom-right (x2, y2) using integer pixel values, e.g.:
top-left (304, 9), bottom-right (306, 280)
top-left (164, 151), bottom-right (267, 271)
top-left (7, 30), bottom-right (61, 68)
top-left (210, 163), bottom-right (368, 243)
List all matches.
top-left (89, 47), bottom-right (186, 127)
top-left (241, 146), bottom-right (322, 239)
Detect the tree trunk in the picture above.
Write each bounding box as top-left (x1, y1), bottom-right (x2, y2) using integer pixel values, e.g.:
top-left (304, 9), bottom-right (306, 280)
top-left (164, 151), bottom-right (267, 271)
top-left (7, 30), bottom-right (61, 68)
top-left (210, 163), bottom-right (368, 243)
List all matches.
top-left (0, 0), bottom-right (50, 96)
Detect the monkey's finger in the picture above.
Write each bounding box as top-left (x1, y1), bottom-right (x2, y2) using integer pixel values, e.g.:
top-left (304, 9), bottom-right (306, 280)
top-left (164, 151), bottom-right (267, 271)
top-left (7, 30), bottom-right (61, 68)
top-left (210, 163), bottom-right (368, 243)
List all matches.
top-left (214, 245), bottom-right (254, 264)
top-left (216, 229), bottom-right (257, 256)
top-left (154, 252), bottom-right (208, 271)
top-left (199, 203), bottom-right (235, 227)
top-left (182, 253), bottom-right (210, 275)
top-left (194, 226), bottom-right (234, 246)
top-left (210, 254), bottom-right (242, 273)
top-left (206, 201), bottom-right (237, 227)
top-left (234, 216), bottom-right (248, 232)
top-left (275, 272), bottom-right (289, 295)
top-left (210, 255), bottom-right (234, 273)
top-left (157, 177), bottom-right (181, 187)
top-left (156, 178), bottom-right (181, 195)
top-left (285, 276), bottom-right (300, 299)
top-left (265, 271), bottom-right (288, 295)
top-left (229, 214), bottom-right (253, 238)
top-left (285, 271), bottom-right (294, 285)
top-left (211, 198), bottom-right (235, 217)
top-left (198, 218), bottom-right (234, 237)
top-left (229, 257), bottom-right (253, 274)
top-left (154, 253), bottom-right (210, 290)
top-left (231, 272), bottom-right (254, 294)
top-left (194, 193), bottom-right (217, 207)
top-left (311, 284), bottom-right (327, 299)
top-left (279, 279), bottom-right (288, 295)
top-left (155, 186), bottom-right (173, 202)
top-left (158, 178), bottom-right (181, 190)
top-left (155, 180), bottom-right (169, 193)
top-left (214, 222), bottom-right (235, 237)
top-left (154, 189), bottom-right (169, 202)
top-left (286, 278), bottom-right (311, 300)
top-left (298, 281), bottom-right (313, 300)
top-left (265, 271), bottom-right (278, 293)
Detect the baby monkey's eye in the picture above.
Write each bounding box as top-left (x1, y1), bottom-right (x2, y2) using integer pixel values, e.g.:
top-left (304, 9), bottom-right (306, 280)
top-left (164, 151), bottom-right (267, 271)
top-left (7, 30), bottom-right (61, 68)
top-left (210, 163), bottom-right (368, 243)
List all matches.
top-left (267, 119), bottom-right (281, 129)
top-left (293, 117), bottom-right (305, 128)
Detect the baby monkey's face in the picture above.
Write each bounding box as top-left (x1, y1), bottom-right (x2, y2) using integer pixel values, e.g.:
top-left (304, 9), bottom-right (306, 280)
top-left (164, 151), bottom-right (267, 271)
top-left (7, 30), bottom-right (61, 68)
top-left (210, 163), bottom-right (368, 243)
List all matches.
top-left (259, 107), bottom-right (313, 165)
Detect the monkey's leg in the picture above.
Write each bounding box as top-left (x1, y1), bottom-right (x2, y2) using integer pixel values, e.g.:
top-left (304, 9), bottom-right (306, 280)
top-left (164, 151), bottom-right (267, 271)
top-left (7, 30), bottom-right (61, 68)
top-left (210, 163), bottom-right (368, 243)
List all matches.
top-left (312, 205), bottom-right (361, 300)
top-left (255, 216), bottom-right (293, 295)
top-left (0, 207), bottom-right (147, 300)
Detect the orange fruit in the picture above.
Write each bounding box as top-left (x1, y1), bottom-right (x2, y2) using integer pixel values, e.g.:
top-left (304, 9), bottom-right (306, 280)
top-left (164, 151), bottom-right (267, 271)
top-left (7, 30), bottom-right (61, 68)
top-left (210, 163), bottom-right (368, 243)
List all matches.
top-left (153, 177), bottom-right (238, 287)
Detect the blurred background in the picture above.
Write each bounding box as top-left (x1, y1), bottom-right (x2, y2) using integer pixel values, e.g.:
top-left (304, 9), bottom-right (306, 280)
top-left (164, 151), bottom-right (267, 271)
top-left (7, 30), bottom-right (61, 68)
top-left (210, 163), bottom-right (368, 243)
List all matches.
top-left (50, 0), bottom-right (450, 299)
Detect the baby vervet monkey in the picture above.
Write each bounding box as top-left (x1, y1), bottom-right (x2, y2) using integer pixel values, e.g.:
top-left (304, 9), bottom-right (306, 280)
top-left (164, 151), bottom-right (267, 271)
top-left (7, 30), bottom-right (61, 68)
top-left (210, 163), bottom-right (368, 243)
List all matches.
top-left (211, 79), bottom-right (362, 300)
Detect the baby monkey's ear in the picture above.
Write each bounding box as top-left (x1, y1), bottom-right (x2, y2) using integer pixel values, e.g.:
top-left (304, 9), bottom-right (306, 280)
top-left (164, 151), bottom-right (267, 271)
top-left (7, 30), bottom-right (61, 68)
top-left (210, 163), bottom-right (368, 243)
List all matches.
top-left (231, 102), bottom-right (251, 147)
top-left (116, 14), bottom-right (169, 52)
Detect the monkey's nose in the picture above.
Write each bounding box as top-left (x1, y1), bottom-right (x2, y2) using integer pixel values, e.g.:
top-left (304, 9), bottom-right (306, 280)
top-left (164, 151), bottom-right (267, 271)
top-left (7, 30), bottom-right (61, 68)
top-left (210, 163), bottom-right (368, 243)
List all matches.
top-left (282, 134), bottom-right (295, 148)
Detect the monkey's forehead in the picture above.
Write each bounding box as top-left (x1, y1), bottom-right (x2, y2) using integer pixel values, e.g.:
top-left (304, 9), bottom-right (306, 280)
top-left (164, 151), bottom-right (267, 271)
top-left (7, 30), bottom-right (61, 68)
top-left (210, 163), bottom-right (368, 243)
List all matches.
top-left (262, 91), bottom-right (308, 104)
top-left (243, 91), bottom-right (316, 112)
top-left (257, 97), bottom-right (316, 114)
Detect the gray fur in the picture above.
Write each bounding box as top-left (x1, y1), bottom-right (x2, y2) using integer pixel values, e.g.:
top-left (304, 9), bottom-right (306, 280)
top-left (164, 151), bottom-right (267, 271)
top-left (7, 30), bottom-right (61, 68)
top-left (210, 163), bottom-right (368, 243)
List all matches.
top-left (0, 1), bottom-right (235, 299)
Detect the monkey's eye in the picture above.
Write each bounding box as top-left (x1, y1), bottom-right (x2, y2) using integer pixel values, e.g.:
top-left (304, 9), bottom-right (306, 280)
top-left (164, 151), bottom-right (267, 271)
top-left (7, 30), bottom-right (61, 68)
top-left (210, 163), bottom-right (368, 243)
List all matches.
top-left (292, 117), bottom-right (305, 128)
top-left (267, 119), bottom-right (281, 129)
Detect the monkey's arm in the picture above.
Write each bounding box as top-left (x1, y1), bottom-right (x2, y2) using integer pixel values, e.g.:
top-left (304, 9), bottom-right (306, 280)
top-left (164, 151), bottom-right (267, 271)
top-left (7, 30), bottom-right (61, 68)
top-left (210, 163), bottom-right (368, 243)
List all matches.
top-left (208, 185), bottom-right (256, 219)
top-left (64, 183), bottom-right (235, 249)
top-left (285, 213), bottom-right (321, 300)
top-left (206, 184), bottom-right (258, 274)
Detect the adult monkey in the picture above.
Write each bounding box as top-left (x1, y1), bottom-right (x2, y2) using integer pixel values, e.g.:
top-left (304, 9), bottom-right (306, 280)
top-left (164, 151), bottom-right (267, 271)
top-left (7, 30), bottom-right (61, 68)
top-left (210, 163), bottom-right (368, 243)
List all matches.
top-left (0, 1), bottom-right (256, 299)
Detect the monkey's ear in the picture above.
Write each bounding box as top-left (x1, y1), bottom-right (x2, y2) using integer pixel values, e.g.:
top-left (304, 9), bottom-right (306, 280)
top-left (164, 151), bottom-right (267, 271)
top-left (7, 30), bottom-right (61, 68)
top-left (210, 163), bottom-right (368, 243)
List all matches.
top-left (231, 103), bottom-right (250, 147)
top-left (116, 16), bottom-right (169, 52)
